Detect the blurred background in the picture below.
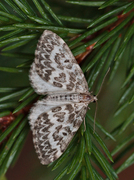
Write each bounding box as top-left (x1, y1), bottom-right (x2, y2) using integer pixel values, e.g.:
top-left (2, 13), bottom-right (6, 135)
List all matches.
top-left (0, 0), bottom-right (134, 179)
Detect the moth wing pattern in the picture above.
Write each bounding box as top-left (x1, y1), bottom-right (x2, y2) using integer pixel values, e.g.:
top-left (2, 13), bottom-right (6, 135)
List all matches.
top-left (29, 98), bottom-right (71, 131)
top-left (29, 99), bottom-right (63, 131)
top-left (29, 63), bottom-right (68, 95)
top-left (30, 30), bottom-right (88, 95)
top-left (32, 102), bottom-right (88, 165)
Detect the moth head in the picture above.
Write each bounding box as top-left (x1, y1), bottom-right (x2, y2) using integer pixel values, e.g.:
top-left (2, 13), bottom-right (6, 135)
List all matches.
top-left (93, 95), bottom-right (97, 103)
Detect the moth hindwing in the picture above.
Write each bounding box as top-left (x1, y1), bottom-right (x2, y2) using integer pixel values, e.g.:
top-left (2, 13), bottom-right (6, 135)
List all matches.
top-left (29, 30), bottom-right (97, 165)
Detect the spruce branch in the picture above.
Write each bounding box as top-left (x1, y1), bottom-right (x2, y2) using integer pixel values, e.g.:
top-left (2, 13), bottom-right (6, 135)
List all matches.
top-left (0, 0), bottom-right (134, 179)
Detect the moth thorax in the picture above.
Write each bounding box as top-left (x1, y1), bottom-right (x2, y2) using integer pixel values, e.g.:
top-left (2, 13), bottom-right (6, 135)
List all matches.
top-left (79, 94), bottom-right (97, 103)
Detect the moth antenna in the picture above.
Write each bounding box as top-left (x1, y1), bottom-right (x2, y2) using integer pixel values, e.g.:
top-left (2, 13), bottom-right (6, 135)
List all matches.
top-left (84, 118), bottom-right (86, 131)
top-left (96, 67), bottom-right (110, 97)
top-left (93, 101), bottom-right (98, 133)
top-left (93, 68), bottom-right (110, 133)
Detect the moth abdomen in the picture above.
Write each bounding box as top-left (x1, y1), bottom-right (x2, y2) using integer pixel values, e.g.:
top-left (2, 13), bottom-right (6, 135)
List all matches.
top-left (45, 94), bottom-right (80, 102)
top-left (44, 93), bottom-right (97, 103)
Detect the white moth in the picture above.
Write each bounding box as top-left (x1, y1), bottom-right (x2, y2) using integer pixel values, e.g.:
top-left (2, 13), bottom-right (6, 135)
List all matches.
top-left (29, 30), bottom-right (97, 165)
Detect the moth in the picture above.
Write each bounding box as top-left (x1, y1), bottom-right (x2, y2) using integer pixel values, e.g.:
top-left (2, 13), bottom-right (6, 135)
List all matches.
top-left (29, 30), bottom-right (97, 165)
